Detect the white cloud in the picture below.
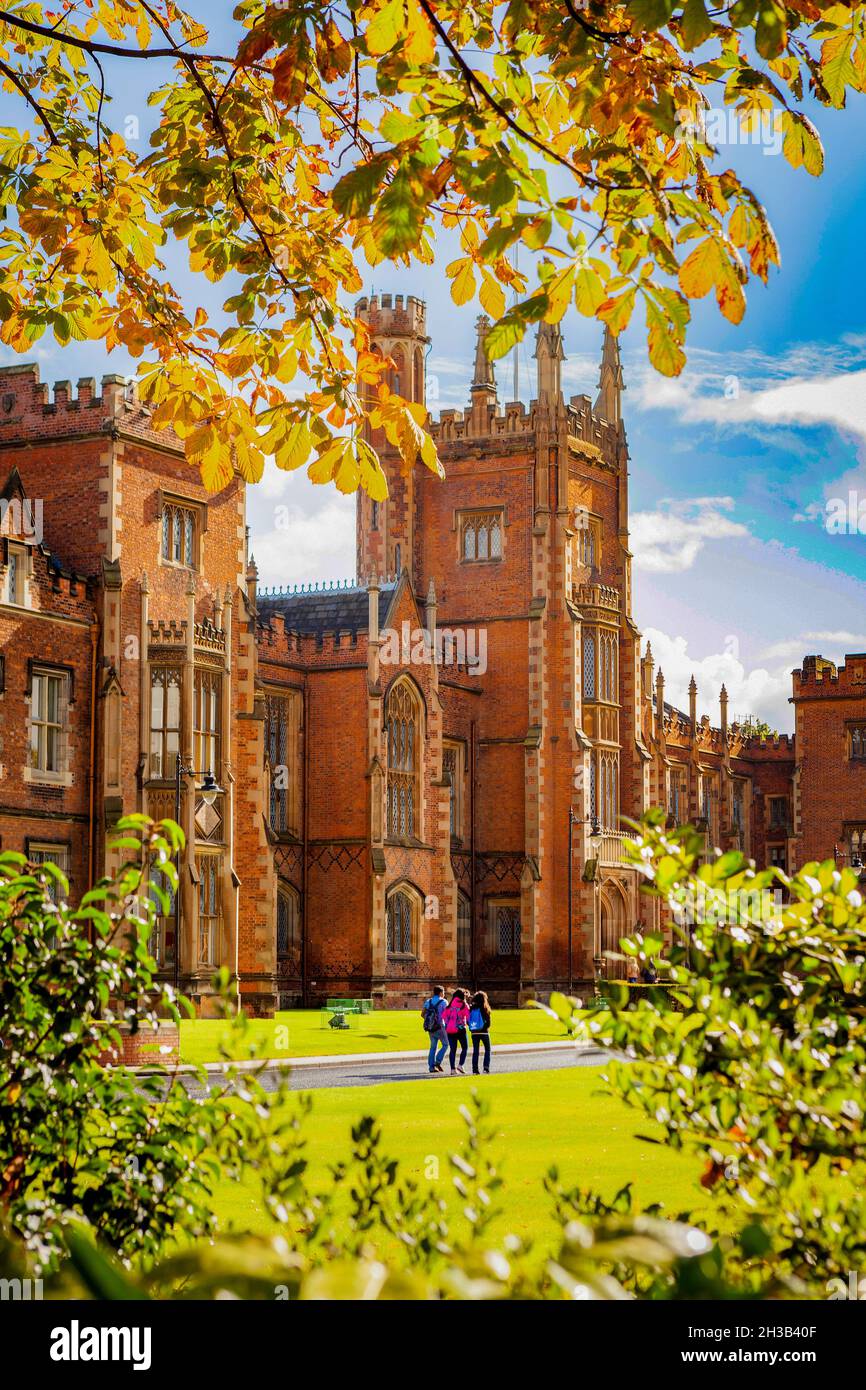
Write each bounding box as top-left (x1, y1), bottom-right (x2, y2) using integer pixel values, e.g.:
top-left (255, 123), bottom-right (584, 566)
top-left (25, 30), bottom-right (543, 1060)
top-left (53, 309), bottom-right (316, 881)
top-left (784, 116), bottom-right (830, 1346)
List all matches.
top-left (631, 496), bottom-right (750, 573)
top-left (247, 463), bottom-right (356, 589)
top-left (759, 630), bottom-right (866, 662)
top-left (644, 626), bottom-right (793, 731)
top-left (631, 338), bottom-right (866, 444)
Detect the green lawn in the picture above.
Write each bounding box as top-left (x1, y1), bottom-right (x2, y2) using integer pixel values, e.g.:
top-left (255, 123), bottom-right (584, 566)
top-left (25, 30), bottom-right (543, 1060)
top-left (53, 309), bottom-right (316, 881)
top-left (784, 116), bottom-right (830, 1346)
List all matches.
top-left (210, 1067), bottom-right (705, 1260)
top-left (180, 1006), bottom-right (569, 1065)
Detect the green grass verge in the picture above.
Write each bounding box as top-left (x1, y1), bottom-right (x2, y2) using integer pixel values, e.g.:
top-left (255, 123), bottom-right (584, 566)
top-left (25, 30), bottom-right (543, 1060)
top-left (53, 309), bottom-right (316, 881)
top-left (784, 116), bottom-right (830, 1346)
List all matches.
top-left (210, 1067), bottom-right (704, 1260)
top-left (180, 1006), bottom-right (569, 1065)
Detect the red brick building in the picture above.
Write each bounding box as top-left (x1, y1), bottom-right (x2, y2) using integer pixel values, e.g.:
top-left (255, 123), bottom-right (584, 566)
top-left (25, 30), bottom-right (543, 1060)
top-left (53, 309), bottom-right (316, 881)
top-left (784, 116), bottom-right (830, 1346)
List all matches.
top-left (0, 300), bottom-right (862, 1014)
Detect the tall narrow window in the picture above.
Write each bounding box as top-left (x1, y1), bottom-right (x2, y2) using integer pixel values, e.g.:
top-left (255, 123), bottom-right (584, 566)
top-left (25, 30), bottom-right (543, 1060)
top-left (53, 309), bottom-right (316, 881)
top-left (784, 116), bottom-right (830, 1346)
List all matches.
top-left (386, 679), bottom-right (420, 840)
top-left (277, 884), bottom-right (300, 962)
top-left (413, 346), bottom-right (424, 404)
top-left (589, 754), bottom-right (597, 821)
top-left (4, 542), bottom-right (25, 605)
top-left (386, 888), bottom-right (416, 957)
top-left (457, 891), bottom-right (472, 973)
top-left (371, 500), bottom-right (379, 530)
top-left (160, 501), bottom-right (197, 569)
top-left (193, 668), bottom-right (221, 778)
top-left (30, 669), bottom-right (66, 778)
top-left (150, 668), bottom-right (181, 779)
top-left (443, 740), bottom-right (463, 841)
top-left (196, 854), bottom-right (221, 966)
top-left (267, 693), bottom-right (296, 834)
top-left (147, 868), bottom-right (176, 967)
top-left (669, 768), bottom-right (686, 824)
top-left (850, 724), bottom-right (866, 759)
top-left (583, 631), bottom-right (596, 700)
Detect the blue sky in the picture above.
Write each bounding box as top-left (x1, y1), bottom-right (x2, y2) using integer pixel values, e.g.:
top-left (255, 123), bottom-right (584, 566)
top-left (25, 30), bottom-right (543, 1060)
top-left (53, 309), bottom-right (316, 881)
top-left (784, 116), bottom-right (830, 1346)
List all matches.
top-left (2, 9), bottom-right (864, 731)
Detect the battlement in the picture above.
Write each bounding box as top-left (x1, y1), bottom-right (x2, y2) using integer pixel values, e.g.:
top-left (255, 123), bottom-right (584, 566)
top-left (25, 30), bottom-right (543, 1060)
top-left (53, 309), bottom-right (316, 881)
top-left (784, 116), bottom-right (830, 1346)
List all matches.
top-left (432, 399), bottom-right (532, 443)
top-left (743, 733), bottom-right (796, 757)
top-left (258, 615), bottom-right (364, 661)
top-left (148, 617), bottom-right (187, 648)
top-left (793, 652), bottom-right (866, 698)
top-left (356, 294), bottom-right (427, 340)
top-left (0, 362), bottom-right (178, 448)
top-left (658, 702), bottom-right (795, 758)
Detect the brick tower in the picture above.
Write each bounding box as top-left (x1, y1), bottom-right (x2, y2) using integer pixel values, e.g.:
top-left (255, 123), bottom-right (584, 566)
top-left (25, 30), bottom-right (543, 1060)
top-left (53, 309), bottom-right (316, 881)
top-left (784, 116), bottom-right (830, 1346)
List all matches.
top-left (355, 293), bottom-right (430, 584)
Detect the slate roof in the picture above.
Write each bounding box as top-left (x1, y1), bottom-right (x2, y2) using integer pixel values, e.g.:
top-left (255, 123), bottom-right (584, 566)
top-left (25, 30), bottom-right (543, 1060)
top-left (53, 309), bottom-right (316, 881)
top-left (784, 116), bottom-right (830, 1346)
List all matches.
top-left (257, 582), bottom-right (398, 638)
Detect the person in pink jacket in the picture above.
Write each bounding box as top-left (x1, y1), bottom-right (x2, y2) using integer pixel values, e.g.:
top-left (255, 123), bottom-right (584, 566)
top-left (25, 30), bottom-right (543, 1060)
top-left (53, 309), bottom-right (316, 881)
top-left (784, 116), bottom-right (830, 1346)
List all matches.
top-left (441, 988), bottom-right (470, 1074)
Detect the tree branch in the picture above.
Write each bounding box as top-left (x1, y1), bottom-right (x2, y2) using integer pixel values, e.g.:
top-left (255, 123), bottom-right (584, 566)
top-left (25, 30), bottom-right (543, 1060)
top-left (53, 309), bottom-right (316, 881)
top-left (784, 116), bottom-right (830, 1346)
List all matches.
top-left (417, 0), bottom-right (632, 193)
top-left (0, 58), bottom-right (58, 144)
top-left (0, 10), bottom-right (237, 63)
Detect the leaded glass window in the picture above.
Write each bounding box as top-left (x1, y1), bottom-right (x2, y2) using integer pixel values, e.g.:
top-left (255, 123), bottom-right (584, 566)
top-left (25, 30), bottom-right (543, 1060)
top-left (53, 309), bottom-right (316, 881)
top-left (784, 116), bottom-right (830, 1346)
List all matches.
top-left (386, 680), bottom-right (419, 840)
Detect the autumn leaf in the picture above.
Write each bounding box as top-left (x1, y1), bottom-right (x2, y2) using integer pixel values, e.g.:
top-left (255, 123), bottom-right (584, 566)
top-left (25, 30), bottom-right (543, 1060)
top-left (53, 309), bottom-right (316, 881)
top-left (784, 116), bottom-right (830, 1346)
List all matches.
top-left (448, 256), bottom-right (477, 306)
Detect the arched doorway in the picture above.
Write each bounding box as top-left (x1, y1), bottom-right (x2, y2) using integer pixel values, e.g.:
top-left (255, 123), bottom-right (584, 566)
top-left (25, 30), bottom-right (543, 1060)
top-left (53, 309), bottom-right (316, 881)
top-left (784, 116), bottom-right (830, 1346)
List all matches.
top-left (599, 880), bottom-right (630, 979)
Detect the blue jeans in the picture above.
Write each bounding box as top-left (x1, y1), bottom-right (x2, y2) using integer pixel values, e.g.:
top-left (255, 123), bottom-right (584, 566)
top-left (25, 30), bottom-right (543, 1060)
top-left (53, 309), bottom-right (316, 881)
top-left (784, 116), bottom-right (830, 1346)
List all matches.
top-left (471, 1033), bottom-right (491, 1073)
top-left (427, 1027), bottom-right (447, 1070)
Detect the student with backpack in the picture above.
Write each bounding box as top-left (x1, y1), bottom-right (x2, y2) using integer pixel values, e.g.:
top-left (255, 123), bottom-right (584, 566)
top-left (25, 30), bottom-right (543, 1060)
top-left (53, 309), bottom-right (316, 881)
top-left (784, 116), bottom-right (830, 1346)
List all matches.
top-left (421, 985), bottom-right (448, 1073)
top-left (468, 991), bottom-right (492, 1074)
top-left (441, 988), bottom-right (470, 1074)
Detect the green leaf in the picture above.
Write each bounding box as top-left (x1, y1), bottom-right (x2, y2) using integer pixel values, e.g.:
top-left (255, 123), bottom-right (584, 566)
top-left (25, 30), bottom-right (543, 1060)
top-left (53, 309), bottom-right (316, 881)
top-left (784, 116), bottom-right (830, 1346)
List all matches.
top-left (331, 153), bottom-right (394, 220)
top-left (679, 0), bottom-right (715, 51)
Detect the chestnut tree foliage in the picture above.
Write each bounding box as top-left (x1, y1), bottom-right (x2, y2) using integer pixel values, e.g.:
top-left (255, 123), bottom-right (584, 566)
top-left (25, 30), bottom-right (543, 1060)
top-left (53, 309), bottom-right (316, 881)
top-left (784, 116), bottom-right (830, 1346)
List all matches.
top-left (0, 0), bottom-right (863, 498)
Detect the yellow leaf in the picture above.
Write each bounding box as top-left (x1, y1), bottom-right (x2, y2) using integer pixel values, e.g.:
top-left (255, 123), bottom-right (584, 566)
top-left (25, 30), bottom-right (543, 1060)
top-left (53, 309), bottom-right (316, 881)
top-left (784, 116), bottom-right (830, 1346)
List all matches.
top-left (273, 421), bottom-right (313, 472)
top-left (479, 273), bottom-right (506, 320)
top-left (366, 0), bottom-right (404, 57)
top-left (574, 266), bottom-right (606, 317)
top-left (678, 238), bottom-right (722, 300)
top-left (450, 258), bottom-right (476, 307)
top-left (405, 6), bottom-right (436, 64)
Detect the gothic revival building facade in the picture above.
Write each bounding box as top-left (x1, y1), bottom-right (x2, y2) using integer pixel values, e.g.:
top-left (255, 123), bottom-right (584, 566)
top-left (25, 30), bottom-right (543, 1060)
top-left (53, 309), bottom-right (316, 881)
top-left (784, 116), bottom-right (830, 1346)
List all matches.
top-left (0, 301), bottom-right (863, 1013)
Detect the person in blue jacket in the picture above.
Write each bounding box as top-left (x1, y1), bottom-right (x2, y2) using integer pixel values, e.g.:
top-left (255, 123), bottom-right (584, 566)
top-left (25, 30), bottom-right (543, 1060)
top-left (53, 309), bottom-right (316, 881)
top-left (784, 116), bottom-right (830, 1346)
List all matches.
top-left (468, 991), bottom-right (492, 1074)
top-left (421, 985), bottom-right (448, 1073)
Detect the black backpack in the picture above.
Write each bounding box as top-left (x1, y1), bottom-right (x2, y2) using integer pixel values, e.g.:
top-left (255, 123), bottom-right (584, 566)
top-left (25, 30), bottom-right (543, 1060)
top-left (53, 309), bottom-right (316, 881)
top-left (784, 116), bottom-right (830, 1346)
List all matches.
top-left (423, 998), bottom-right (441, 1032)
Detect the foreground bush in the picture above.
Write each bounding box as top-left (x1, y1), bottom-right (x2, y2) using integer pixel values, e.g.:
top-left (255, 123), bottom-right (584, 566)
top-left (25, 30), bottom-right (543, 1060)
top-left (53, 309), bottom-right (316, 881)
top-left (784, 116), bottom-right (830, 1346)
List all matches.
top-left (553, 811), bottom-right (866, 1292)
top-left (2, 813), bottom-right (862, 1299)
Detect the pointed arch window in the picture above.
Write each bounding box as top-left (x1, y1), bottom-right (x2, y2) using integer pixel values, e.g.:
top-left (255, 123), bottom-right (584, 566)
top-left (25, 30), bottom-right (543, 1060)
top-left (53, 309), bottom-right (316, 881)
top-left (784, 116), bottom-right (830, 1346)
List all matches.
top-left (386, 679), bottom-right (420, 840)
top-left (389, 347), bottom-right (406, 396)
top-left (413, 346), bottom-right (424, 404)
top-left (386, 885), bottom-right (418, 958)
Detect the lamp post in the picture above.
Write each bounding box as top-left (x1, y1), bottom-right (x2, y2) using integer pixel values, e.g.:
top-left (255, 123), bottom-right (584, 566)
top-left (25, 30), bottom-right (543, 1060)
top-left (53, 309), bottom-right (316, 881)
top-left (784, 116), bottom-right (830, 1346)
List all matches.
top-left (567, 808), bottom-right (602, 994)
top-left (172, 756), bottom-right (222, 995)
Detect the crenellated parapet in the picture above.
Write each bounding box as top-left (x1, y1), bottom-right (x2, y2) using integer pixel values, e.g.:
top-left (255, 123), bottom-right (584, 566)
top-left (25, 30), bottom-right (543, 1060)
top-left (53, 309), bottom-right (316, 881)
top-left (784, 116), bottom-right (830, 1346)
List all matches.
top-left (356, 293), bottom-right (427, 341)
top-left (794, 652), bottom-right (866, 699)
top-left (0, 362), bottom-right (179, 448)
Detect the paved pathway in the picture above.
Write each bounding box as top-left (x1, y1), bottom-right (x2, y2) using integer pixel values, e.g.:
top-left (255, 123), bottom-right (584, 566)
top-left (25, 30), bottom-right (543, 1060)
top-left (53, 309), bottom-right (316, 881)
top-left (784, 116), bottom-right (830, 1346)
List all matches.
top-left (166, 1040), bottom-right (607, 1096)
